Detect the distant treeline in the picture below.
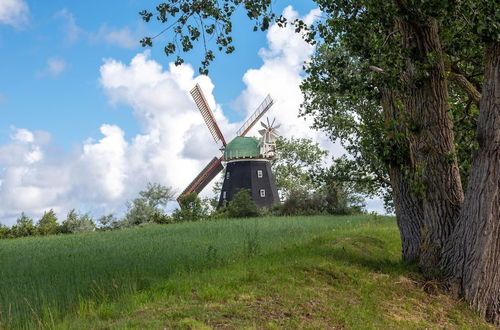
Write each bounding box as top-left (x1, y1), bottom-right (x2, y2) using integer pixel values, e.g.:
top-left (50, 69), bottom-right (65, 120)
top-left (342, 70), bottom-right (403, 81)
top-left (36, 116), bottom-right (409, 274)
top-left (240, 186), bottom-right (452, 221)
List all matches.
top-left (0, 181), bottom-right (364, 240)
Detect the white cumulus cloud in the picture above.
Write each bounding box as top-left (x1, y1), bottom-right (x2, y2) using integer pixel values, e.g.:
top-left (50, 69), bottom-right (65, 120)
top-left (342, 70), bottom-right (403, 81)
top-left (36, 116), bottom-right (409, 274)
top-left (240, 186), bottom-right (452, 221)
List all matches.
top-left (11, 127), bottom-right (34, 143)
top-left (80, 125), bottom-right (128, 200)
top-left (0, 128), bottom-right (66, 223)
top-left (98, 51), bottom-right (228, 192)
top-left (236, 6), bottom-right (342, 155)
top-left (0, 0), bottom-right (29, 28)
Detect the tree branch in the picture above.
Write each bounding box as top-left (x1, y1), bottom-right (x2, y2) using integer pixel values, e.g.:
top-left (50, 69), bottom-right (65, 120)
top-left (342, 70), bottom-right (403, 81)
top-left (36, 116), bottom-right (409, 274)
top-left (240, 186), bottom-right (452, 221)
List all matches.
top-left (370, 163), bottom-right (392, 186)
top-left (369, 65), bottom-right (385, 73)
top-left (448, 72), bottom-right (481, 104)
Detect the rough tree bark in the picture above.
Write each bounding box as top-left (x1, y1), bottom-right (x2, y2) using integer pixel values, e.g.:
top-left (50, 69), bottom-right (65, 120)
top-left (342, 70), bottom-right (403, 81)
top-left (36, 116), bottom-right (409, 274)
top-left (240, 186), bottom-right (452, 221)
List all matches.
top-left (388, 165), bottom-right (424, 261)
top-left (381, 89), bottom-right (424, 261)
top-left (442, 42), bottom-right (500, 326)
top-left (397, 17), bottom-right (464, 271)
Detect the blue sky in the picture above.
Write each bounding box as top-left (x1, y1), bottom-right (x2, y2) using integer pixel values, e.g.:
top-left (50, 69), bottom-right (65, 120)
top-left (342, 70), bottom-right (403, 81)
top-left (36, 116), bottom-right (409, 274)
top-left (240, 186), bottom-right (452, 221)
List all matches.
top-left (0, 0), bottom-right (316, 147)
top-left (0, 0), bottom-right (384, 225)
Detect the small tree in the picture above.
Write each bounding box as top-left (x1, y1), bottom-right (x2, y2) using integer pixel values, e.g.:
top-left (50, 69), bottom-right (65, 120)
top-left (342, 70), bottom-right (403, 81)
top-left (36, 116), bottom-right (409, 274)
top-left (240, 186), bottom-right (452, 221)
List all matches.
top-left (10, 213), bottom-right (36, 238)
top-left (124, 182), bottom-right (174, 226)
top-left (209, 175), bottom-right (224, 209)
top-left (319, 182), bottom-right (365, 215)
top-left (139, 182), bottom-right (174, 208)
top-left (37, 209), bottom-right (59, 236)
top-left (97, 214), bottom-right (121, 230)
top-left (60, 209), bottom-right (95, 234)
top-left (0, 224), bottom-right (11, 239)
top-left (124, 198), bottom-right (157, 226)
top-left (172, 192), bottom-right (210, 222)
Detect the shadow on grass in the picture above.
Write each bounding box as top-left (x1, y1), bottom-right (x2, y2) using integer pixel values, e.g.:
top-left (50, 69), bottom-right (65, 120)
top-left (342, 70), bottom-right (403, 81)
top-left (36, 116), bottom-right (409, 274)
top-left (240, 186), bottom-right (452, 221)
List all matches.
top-left (305, 234), bottom-right (419, 276)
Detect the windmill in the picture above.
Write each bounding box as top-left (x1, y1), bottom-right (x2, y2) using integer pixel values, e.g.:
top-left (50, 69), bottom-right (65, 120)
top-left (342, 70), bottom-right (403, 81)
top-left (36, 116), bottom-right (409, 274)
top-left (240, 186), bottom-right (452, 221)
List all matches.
top-left (178, 83), bottom-right (280, 209)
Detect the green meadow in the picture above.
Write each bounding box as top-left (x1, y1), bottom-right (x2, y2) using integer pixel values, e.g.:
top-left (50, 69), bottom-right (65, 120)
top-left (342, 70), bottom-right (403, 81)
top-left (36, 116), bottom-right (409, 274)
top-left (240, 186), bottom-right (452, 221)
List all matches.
top-left (0, 215), bottom-right (492, 329)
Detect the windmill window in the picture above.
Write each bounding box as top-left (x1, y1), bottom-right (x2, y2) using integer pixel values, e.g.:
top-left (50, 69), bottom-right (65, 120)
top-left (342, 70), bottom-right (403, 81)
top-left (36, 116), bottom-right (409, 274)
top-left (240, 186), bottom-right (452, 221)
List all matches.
top-left (260, 189), bottom-right (266, 197)
top-left (257, 170), bottom-right (263, 178)
top-left (223, 191), bottom-right (227, 199)
top-left (226, 172), bottom-right (230, 179)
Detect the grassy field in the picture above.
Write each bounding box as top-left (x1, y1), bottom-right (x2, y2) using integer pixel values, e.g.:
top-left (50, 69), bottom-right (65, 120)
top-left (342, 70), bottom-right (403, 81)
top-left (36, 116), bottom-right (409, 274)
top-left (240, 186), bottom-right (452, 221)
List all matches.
top-left (0, 215), bottom-right (492, 329)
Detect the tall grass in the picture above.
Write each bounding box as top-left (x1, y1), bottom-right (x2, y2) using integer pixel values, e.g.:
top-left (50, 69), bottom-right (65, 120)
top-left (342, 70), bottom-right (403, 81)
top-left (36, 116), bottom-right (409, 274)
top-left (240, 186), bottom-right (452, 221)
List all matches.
top-left (0, 215), bottom-right (377, 328)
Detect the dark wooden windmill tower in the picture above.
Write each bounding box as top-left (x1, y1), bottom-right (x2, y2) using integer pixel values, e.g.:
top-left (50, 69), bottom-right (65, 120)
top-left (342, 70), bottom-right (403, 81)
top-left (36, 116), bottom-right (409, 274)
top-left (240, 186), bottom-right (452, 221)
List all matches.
top-left (178, 84), bottom-right (280, 209)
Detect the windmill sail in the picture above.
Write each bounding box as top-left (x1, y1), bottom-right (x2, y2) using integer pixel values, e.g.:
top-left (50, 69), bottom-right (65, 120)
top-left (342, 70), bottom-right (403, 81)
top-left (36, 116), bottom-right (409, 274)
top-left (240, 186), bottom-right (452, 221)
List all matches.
top-left (178, 156), bottom-right (224, 200)
top-left (190, 84), bottom-right (227, 146)
top-left (236, 95), bottom-right (274, 137)
top-left (258, 117), bottom-right (280, 159)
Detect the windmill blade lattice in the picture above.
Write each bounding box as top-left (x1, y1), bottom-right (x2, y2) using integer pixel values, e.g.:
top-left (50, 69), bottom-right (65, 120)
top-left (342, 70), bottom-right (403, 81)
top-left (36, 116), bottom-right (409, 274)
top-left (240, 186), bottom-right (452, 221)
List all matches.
top-left (178, 156), bottom-right (224, 200)
top-left (190, 84), bottom-right (226, 146)
top-left (236, 95), bottom-right (274, 137)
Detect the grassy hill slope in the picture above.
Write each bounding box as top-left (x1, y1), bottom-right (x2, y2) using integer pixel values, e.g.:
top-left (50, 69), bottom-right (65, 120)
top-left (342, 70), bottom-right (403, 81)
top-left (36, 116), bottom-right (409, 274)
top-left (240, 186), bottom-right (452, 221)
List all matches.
top-left (0, 215), bottom-right (492, 329)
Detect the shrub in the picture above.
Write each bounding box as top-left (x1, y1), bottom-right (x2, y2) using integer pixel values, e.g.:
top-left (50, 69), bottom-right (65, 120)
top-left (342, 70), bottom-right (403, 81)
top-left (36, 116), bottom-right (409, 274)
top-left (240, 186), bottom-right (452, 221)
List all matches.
top-left (151, 211), bottom-right (172, 224)
top-left (320, 182), bottom-right (366, 215)
top-left (60, 210), bottom-right (95, 234)
top-left (123, 182), bottom-right (174, 226)
top-left (281, 189), bottom-right (321, 216)
top-left (0, 224), bottom-right (11, 239)
top-left (97, 214), bottom-right (122, 230)
top-left (123, 198), bottom-right (158, 226)
top-left (10, 213), bottom-right (37, 238)
top-left (280, 184), bottom-right (365, 216)
top-left (172, 193), bottom-right (210, 222)
top-left (225, 189), bottom-right (259, 218)
top-left (37, 209), bottom-right (59, 236)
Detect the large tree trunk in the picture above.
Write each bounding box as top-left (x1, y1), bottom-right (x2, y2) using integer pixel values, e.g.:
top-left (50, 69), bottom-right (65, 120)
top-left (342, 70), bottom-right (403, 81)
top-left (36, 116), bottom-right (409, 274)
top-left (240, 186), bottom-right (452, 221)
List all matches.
top-left (381, 89), bottom-right (424, 262)
top-left (388, 165), bottom-right (424, 261)
top-left (442, 42), bottom-right (500, 326)
top-left (398, 18), bottom-right (464, 272)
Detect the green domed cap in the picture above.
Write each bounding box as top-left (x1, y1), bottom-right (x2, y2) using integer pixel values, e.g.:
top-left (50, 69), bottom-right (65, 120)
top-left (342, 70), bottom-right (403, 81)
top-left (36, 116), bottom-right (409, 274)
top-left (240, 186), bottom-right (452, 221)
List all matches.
top-left (224, 136), bottom-right (260, 160)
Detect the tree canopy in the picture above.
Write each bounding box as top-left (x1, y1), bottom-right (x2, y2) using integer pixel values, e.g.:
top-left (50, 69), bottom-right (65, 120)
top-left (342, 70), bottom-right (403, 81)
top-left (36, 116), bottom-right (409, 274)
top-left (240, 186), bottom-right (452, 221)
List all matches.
top-left (272, 136), bottom-right (327, 198)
